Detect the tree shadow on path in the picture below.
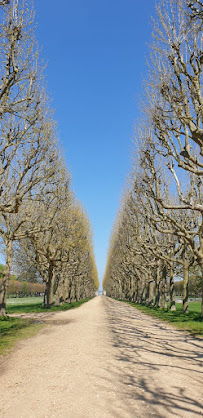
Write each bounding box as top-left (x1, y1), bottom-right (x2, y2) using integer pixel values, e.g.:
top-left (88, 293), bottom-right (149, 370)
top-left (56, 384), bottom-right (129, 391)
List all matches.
top-left (103, 297), bottom-right (203, 418)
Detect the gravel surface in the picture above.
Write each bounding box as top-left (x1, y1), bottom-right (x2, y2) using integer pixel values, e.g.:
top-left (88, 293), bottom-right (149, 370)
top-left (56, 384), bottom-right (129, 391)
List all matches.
top-left (0, 296), bottom-right (203, 418)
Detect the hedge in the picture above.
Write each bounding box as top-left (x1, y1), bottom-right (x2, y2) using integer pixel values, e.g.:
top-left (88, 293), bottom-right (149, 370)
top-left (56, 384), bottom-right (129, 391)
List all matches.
top-left (0, 279), bottom-right (45, 297)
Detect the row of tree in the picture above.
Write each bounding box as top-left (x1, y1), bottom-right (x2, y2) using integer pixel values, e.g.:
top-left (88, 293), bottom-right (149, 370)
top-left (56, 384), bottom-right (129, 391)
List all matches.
top-left (0, 0), bottom-right (98, 315)
top-left (103, 0), bottom-right (203, 316)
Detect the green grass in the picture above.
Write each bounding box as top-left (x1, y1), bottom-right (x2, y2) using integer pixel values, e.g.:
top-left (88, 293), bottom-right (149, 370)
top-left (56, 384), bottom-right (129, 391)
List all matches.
top-left (0, 297), bottom-right (92, 356)
top-left (6, 297), bottom-right (92, 314)
top-left (0, 316), bottom-right (43, 356)
top-left (7, 296), bottom-right (43, 307)
top-left (120, 300), bottom-right (203, 336)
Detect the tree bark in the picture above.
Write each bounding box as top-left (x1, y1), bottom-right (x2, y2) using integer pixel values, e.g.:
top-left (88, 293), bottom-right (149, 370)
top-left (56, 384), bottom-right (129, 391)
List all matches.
top-left (141, 275), bottom-right (146, 303)
top-left (130, 275), bottom-right (135, 301)
top-left (160, 266), bottom-right (167, 309)
top-left (44, 262), bottom-right (54, 307)
top-left (76, 277), bottom-right (81, 301)
top-left (0, 240), bottom-right (13, 317)
top-left (155, 265), bottom-right (161, 307)
top-left (135, 279), bottom-right (139, 303)
top-left (182, 262), bottom-right (189, 313)
top-left (169, 264), bottom-right (176, 311)
top-left (201, 272), bottom-right (203, 318)
top-left (198, 258), bottom-right (203, 317)
top-left (148, 280), bottom-right (154, 306)
top-left (64, 278), bottom-right (71, 302)
top-left (197, 249), bottom-right (203, 317)
top-left (55, 277), bottom-right (64, 305)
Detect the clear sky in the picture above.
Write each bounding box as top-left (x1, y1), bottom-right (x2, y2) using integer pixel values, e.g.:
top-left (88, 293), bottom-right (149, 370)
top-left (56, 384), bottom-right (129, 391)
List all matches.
top-left (34, 0), bottom-right (157, 288)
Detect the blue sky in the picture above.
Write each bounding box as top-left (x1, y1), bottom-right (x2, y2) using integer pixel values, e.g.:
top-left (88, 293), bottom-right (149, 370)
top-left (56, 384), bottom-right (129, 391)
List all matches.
top-left (35, 0), bottom-right (157, 288)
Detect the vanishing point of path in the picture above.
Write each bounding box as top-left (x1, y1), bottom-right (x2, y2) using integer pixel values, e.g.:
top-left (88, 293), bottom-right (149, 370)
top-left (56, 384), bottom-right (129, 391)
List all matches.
top-left (0, 297), bottom-right (203, 418)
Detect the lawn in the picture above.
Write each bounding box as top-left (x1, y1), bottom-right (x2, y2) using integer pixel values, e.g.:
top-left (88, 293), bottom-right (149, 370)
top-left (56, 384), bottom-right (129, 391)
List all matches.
top-left (7, 296), bottom-right (43, 308)
top-left (0, 316), bottom-right (43, 356)
top-left (123, 300), bottom-right (203, 336)
top-left (6, 296), bottom-right (91, 314)
top-left (0, 297), bottom-right (92, 356)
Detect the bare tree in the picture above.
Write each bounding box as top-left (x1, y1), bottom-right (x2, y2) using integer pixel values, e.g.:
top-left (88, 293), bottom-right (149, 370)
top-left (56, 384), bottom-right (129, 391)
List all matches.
top-left (104, 0), bottom-right (203, 317)
top-left (0, 1), bottom-right (58, 216)
top-left (145, 0), bottom-right (203, 176)
top-left (0, 2), bottom-right (99, 314)
top-left (0, 1), bottom-right (61, 315)
top-left (132, 131), bottom-right (201, 311)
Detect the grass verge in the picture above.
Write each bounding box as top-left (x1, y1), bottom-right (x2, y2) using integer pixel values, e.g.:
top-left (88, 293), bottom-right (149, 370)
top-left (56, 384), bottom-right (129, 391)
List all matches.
top-left (0, 317), bottom-right (43, 356)
top-left (119, 300), bottom-right (203, 336)
top-left (6, 297), bottom-right (92, 314)
top-left (0, 297), bottom-right (92, 356)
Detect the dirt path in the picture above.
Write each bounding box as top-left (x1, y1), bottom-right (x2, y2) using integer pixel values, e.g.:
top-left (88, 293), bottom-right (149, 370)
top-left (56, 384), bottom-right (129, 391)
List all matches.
top-left (0, 297), bottom-right (203, 418)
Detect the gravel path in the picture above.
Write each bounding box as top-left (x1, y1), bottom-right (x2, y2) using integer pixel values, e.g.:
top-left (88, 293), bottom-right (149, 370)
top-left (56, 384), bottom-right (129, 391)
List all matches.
top-left (0, 296), bottom-right (203, 418)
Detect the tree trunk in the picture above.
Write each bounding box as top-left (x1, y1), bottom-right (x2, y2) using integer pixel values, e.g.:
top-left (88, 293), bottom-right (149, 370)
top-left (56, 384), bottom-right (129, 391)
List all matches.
top-left (148, 280), bottom-right (154, 306)
top-left (169, 264), bottom-right (176, 311)
top-left (44, 262), bottom-right (54, 307)
top-left (160, 266), bottom-right (167, 309)
top-left (64, 278), bottom-right (71, 303)
top-left (76, 277), bottom-right (81, 301)
top-left (66, 278), bottom-right (73, 303)
top-left (0, 240), bottom-right (13, 317)
top-left (118, 279), bottom-right (122, 299)
top-left (155, 265), bottom-right (161, 307)
top-left (145, 282), bottom-right (149, 304)
top-left (199, 261), bottom-right (203, 318)
top-left (135, 275), bottom-right (141, 303)
top-left (201, 272), bottom-right (203, 318)
top-left (141, 277), bottom-right (146, 303)
top-left (55, 277), bottom-right (64, 305)
top-left (129, 275), bottom-right (134, 301)
top-left (182, 262), bottom-right (189, 313)
top-left (196, 256), bottom-right (203, 317)
top-left (70, 282), bottom-right (76, 302)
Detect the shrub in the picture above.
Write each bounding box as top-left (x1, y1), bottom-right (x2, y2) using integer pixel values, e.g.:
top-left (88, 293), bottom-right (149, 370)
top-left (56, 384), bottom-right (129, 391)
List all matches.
top-left (0, 279), bottom-right (45, 297)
